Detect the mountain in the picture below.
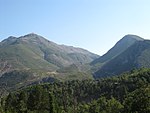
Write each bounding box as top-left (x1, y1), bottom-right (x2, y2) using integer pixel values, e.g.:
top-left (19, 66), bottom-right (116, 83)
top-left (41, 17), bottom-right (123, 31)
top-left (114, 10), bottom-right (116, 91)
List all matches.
top-left (0, 33), bottom-right (99, 90)
top-left (91, 35), bottom-right (144, 71)
top-left (94, 35), bottom-right (150, 78)
top-left (0, 33), bottom-right (99, 75)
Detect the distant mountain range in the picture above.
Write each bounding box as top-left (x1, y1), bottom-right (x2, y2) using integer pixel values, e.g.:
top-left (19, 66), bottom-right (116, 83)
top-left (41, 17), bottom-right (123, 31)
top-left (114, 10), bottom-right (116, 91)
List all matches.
top-left (1, 33), bottom-right (150, 88)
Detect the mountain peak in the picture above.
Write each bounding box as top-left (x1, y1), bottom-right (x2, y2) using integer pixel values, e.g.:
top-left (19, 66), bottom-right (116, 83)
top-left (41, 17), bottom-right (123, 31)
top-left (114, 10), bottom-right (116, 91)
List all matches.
top-left (20, 33), bottom-right (43, 39)
top-left (1, 33), bottom-right (47, 46)
top-left (122, 34), bottom-right (144, 41)
top-left (94, 39), bottom-right (150, 78)
top-left (91, 34), bottom-right (144, 69)
top-left (1, 36), bottom-right (17, 43)
top-left (23, 33), bottom-right (40, 37)
top-left (18, 33), bottom-right (50, 44)
top-left (0, 33), bottom-right (98, 72)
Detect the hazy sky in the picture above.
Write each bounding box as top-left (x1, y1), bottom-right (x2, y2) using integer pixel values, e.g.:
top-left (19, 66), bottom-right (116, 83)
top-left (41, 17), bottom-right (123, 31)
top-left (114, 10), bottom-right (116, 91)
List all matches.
top-left (1, 0), bottom-right (150, 55)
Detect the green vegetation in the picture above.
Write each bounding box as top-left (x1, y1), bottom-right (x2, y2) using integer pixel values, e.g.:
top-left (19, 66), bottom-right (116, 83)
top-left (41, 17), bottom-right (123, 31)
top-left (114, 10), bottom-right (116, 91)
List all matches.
top-left (0, 68), bottom-right (93, 93)
top-left (1, 68), bottom-right (150, 113)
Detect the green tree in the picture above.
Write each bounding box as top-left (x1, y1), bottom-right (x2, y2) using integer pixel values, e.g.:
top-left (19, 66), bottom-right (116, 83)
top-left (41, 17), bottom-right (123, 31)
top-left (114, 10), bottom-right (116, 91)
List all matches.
top-left (106, 97), bottom-right (123, 113)
top-left (89, 97), bottom-right (123, 113)
top-left (16, 91), bottom-right (27, 113)
top-left (124, 86), bottom-right (150, 113)
top-left (49, 92), bottom-right (56, 113)
top-left (5, 93), bottom-right (17, 113)
top-left (27, 86), bottom-right (43, 111)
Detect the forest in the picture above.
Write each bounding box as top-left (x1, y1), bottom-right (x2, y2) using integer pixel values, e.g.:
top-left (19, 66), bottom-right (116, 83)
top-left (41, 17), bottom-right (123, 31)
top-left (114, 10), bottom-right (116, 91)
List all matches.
top-left (0, 68), bottom-right (150, 113)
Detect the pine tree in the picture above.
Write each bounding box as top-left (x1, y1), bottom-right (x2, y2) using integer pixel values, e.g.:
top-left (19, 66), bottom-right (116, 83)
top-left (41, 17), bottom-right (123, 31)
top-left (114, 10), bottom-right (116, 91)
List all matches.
top-left (16, 91), bottom-right (27, 113)
top-left (27, 86), bottom-right (43, 111)
top-left (5, 93), bottom-right (17, 113)
top-left (49, 92), bottom-right (56, 113)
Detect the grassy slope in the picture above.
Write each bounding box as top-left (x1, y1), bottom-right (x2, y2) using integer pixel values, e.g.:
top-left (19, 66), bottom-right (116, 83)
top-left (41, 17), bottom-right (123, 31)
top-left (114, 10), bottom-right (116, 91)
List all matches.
top-left (0, 43), bottom-right (58, 70)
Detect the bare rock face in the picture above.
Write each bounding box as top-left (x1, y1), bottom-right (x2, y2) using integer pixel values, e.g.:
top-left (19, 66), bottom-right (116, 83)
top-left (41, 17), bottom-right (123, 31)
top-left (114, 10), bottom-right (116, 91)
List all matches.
top-left (0, 60), bottom-right (12, 77)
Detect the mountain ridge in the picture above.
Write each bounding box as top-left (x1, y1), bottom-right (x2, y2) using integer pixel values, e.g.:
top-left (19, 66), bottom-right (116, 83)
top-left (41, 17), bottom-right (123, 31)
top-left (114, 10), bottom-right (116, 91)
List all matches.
top-left (1, 33), bottom-right (150, 92)
top-left (91, 35), bottom-right (144, 72)
top-left (92, 35), bottom-right (144, 64)
top-left (94, 35), bottom-right (150, 78)
top-left (1, 33), bottom-right (150, 81)
top-left (0, 33), bottom-right (99, 75)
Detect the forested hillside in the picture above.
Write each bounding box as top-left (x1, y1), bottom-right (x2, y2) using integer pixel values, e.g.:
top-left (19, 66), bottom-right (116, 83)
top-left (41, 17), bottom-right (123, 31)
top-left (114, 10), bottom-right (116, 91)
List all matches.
top-left (1, 68), bottom-right (149, 113)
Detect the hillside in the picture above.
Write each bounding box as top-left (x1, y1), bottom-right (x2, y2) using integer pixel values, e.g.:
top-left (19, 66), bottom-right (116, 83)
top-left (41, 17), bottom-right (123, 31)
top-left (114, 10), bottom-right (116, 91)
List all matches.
top-left (94, 39), bottom-right (150, 78)
top-left (91, 35), bottom-right (144, 71)
top-left (0, 33), bottom-right (98, 75)
top-left (0, 33), bottom-right (99, 90)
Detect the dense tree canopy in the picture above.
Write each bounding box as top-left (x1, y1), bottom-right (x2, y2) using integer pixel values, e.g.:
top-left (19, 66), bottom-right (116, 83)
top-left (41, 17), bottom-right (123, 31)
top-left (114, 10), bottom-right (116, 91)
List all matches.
top-left (1, 68), bottom-right (150, 113)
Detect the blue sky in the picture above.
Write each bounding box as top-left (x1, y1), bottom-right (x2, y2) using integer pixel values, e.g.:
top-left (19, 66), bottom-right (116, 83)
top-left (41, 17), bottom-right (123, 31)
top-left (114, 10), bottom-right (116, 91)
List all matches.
top-left (1, 0), bottom-right (150, 55)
